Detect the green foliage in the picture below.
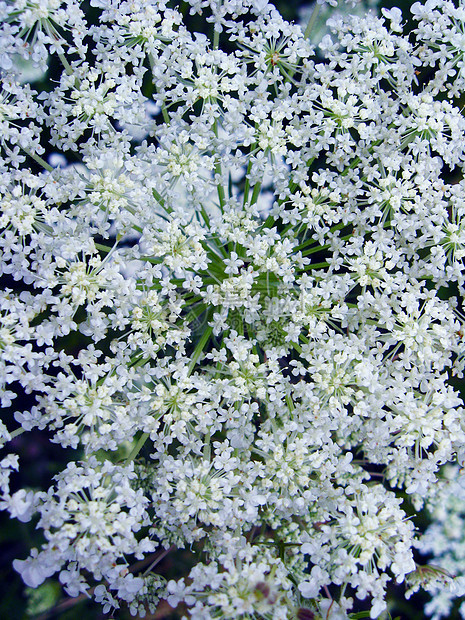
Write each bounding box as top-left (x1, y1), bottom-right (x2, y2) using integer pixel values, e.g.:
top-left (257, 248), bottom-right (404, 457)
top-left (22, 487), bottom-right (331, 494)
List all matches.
top-left (25, 581), bottom-right (61, 616)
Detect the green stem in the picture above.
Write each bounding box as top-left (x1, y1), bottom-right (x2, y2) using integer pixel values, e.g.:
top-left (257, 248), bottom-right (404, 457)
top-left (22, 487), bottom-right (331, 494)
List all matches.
top-left (285, 4), bottom-right (321, 82)
top-left (243, 135), bottom-right (258, 207)
top-left (261, 214), bottom-right (276, 230)
top-left (303, 3), bottom-right (321, 40)
top-left (58, 51), bottom-right (74, 77)
top-left (250, 181), bottom-right (262, 206)
top-left (161, 103), bottom-right (170, 124)
top-left (213, 122), bottom-right (226, 211)
top-left (303, 261), bottom-right (330, 269)
top-left (301, 244), bottom-right (330, 257)
top-left (95, 243), bottom-right (113, 254)
top-left (188, 325), bottom-right (213, 375)
top-left (203, 433), bottom-right (211, 460)
top-left (152, 187), bottom-right (167, 209)
top-left (125, 432), bottom-right (149, 464)
top-left (285, 393), bottom-right (295, 411)
top-left (24, 150), bottom-right (53, 172)
top-left (10, 427), bottom-right (25, 439)
top-left (185, 302), bottom-right (207, 323)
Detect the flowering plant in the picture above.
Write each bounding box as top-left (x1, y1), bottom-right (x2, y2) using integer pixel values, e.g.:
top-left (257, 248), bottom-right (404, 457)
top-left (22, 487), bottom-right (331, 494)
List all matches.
top-left (2, 0), bottom-right (465, 618)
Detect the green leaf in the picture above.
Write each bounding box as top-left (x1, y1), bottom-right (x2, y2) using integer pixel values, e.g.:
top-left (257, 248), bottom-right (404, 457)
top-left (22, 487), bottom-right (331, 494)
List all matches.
top-left (26, 581), bottom-right (61, 616)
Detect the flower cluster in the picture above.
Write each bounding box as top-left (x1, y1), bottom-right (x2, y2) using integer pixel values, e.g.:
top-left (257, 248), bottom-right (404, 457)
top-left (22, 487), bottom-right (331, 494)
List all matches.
top-left (2, 0), bottom-right (465, 618)
top-left (409, 465), bottom-right (465, 620)
top-left (11, 459), bottom-right (154, 599)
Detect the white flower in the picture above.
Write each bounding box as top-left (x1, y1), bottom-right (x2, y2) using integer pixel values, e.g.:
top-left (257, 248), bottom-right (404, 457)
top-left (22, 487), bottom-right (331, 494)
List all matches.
top-left (13, 548), bottom-right (62, 588)
top-left (298, 566), bottom-right (330, 598)
top-left (2, 0), bottom-right (465, 617)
